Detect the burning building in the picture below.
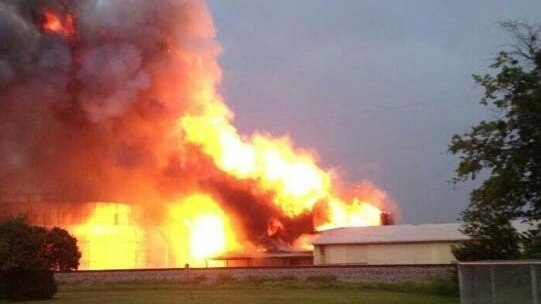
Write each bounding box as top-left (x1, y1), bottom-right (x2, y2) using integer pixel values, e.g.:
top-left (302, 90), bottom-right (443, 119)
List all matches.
top-left (0, 0), bottom-right (393, 269)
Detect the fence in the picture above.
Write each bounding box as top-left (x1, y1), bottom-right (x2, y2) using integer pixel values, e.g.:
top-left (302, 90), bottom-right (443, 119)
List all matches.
top-left (458, 261), bottom-right (541, 304)
top-left (55, 264), bottom-right (456, 283)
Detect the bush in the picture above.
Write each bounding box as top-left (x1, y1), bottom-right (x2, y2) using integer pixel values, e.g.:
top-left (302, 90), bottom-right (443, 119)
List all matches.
top-left (452, 220), bottom-right (521, 262)
top-left (0, 217), bottom-right (80, 300)
top-left (522, 230), bottom-right (541, 259)
top-left (0, 268), bottom-right (57, 301)
top-left (42, 227), bottom-right (81, 271)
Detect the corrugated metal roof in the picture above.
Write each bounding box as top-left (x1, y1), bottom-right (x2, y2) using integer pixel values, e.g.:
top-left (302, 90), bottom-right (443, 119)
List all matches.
top-left (312, 222), bottom-right (533, 245)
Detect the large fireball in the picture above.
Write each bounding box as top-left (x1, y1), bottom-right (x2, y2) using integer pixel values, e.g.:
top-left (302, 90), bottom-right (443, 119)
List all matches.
top-left (0, 0), bottom-right (392, 269)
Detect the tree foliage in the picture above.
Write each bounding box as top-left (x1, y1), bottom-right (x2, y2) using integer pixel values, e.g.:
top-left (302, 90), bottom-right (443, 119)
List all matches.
top-left (0, 217), bottom-right (81, 300)
top-left (451, 216), bottom-right (521, 261)
top-left (450, 21), bottom-right (541, 261)
top-left (522, 230), bottom-right (541, 259)
top-left (41, 227), bottom-right (81, 272)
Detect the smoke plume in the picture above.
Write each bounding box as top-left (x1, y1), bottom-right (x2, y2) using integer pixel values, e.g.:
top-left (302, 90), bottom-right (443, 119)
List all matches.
top-left (0, 0), bottom-right (392, 266)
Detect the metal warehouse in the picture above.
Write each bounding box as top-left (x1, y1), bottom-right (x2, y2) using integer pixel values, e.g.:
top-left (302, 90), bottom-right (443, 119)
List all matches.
top-left (312, 222), bottom-right (530, 265)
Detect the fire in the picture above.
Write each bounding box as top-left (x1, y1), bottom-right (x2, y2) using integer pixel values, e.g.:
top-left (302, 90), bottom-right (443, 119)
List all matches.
top-left (315, 198), bottom-right (382, 231)
top-left (188, 215), bottom-right (227, 259)
top-left (181, 114), bottom-right (331, 217)
top-left (168, 194), bottom-right (239, 264)
top-left (66, 0), bottom-right (384, 267)
top-left (180, 95), bottom-right (383, 231)
top-left (66, 196), bottom-right (239, 269)
top-left (0, 1), bottom-right (391, 270)
top-left (41, 11), bottom-right (75, 37)
top-left (267, 218), bottom-right (285, 236)
top-left (69, 204), bottom-right (144, 270)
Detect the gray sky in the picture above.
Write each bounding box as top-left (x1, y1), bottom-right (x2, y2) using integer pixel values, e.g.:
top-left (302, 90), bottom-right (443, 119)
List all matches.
top-left (207, 1), bottom-right (541, 224)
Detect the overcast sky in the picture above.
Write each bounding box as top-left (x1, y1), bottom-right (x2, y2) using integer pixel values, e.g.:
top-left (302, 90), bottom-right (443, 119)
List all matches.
top-left (207, 1), bottom-right (541, 224)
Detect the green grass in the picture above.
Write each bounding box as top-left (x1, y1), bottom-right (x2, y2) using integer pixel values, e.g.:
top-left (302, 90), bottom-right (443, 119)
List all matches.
top-left (5, 280), bottom-right (459, 304)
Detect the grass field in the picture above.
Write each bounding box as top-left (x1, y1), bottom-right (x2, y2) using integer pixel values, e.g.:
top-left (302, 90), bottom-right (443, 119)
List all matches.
top-left (8, 280), bottom-right (459, 304)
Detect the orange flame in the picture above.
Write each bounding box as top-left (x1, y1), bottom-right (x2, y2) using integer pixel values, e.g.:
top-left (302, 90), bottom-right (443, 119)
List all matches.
top-left (70, 204), bottom-right (144, 270)
top-left (180, 100), bottom-right (383, 231)
top-left (315, 198), bottom-right (382, 231)
top-left (67, 196), bottom-right (240, 269)
top-left (266, 218), bottom-right (285, 236)
top-left (168, 194), bottom-right (240, 263)
top-left (42, 11), bottom-right (75, 37)
top-left (38, 2), bottom-right (386, 270)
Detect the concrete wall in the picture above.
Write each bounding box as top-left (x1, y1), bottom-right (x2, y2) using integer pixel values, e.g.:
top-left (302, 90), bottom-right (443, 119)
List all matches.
top-left (55, 265), bottom-right (455, 283)
top-left (314, 242), bottom-right (460, 265)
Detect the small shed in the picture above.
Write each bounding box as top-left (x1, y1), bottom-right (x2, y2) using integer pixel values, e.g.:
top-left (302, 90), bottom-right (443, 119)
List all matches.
top-left (210, 250), bottom-right (313, 267)
top-left (312, 222), bottom-right (530, 265)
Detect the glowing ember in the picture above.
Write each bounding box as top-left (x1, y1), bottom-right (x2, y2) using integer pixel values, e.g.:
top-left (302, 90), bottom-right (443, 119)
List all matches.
top-left (41, 11), bottom-right (75, 37)
top-left (267, 218), bottom-right (285, 236)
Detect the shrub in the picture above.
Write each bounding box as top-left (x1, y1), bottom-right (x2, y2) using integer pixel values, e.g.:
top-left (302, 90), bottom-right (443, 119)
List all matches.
top-left (0, 217), bottom-right (80, 300)
top-left (522, 230), bottom-right (541, 259)
top-left (42, 227), bottom-right (81, 271)
top-left (0, 268), bottom-right (57, 301)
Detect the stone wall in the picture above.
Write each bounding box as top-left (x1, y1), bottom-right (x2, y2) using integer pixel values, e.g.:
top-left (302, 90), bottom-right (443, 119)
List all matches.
top-left (55, 265), bottom-right (456, 283)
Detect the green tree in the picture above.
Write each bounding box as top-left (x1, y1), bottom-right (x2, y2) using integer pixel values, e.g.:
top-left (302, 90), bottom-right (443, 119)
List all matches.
top-left (450, 21), bottom-right (541, 261)
top-left (0, 217), bottom-right (44, 271)
top-left (451, 213), bottom-right (521, 261)
top-left (522, 230), bottom-right (541, 259)
top-left (42, 227), bottom-right (81, 271)
top-left (0, 217), bottom-right (81, 300)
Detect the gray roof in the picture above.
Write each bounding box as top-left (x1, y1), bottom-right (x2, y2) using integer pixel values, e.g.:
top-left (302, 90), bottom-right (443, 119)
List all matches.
top-left (212, 250), bottom-right (312, 260)
top-left (312, 222), bottom-right (533, 245)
